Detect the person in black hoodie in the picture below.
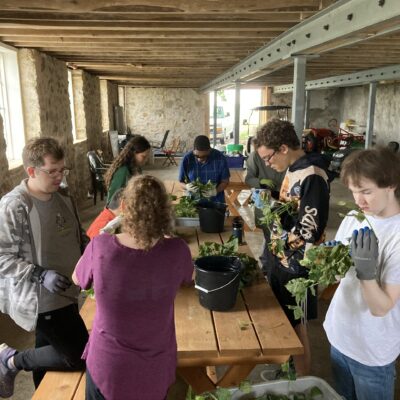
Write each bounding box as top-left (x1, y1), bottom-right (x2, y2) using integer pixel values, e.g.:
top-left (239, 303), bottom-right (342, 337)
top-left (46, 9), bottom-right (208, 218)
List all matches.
top-left (256, 119), bottom-right (330, 376)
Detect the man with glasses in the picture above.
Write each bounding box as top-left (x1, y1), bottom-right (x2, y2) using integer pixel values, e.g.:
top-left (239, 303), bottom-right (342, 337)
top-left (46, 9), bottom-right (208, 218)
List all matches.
top-left (0, 137), bottom-right (89, 397)
top-left (178, 135), bottom-right (230, 203)
top-left (255, 119), bottom-right (330, 376)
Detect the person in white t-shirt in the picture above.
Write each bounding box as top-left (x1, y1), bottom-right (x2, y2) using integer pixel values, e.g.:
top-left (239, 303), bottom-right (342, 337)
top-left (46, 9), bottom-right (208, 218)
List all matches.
top-left (324, 147), bottom-right (400, 400)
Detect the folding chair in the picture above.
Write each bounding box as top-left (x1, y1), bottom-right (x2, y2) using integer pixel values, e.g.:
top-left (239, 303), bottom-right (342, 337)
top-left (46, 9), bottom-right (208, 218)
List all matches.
top-left (151, 130), bottom-right (170, 152)
top-left (162, 138), bottom-right (180, 166)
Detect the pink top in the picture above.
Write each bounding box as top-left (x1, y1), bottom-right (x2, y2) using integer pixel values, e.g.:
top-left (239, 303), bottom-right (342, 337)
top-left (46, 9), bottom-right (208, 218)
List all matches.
top-left (75, 233), bottom-right (193, 400)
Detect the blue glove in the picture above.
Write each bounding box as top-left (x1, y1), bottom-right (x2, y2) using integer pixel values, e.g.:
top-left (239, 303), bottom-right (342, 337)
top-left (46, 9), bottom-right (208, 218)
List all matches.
top-left (351, 227), bottom-right (379, 280)
top-left (251, 189), bottom-right (266, 209)
top-left (320, 240), bottom-right (342, 247)
top-left (36, 267), bottom-right (72, 293)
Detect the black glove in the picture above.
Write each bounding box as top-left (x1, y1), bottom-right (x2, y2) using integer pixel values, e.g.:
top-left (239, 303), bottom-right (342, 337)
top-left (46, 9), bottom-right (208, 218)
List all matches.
top-left (33, 265), bottom-right (72, 293)
top-left (351, 227), bottom-right (379, 281)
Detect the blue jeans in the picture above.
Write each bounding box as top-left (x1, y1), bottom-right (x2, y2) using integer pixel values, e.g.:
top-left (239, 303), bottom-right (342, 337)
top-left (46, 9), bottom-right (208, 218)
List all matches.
top-left (330, 346), bottom-right (396, 400)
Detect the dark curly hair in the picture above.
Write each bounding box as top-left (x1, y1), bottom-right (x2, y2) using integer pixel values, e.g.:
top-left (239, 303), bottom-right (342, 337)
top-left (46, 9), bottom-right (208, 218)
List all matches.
top-left (341, 147), bottom-right (400, 199)
top-left (256, 119), bottom-right (300, 150)
top-left (121, 175), bottom-right (174, 250)
top-left (104, 135), bottom-right (150, 189)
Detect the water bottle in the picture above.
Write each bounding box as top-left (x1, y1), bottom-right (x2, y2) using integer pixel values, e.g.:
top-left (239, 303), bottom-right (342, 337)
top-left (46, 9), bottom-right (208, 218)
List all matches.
top-left (232, 216), bottom-right (244, 245)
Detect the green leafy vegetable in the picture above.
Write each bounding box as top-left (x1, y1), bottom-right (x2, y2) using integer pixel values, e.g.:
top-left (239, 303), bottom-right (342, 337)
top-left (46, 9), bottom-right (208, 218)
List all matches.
top-left (174, 196), bottom-right (198, 218)
top-left (198, 237), bottom-right (259, 289)
top-left (83, 288), bottom-right (95, 299)
top-left (259, 178), bottom-right (276, 189)
top-left (190, 178), bottom-right (216, 198)
top-left (286, 243), bottom-right (353, 320)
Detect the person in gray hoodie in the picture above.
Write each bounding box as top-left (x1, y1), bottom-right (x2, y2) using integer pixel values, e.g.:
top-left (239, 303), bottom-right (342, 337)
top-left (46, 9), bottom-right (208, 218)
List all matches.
top-left (0, 137), bottom-right (89, 398)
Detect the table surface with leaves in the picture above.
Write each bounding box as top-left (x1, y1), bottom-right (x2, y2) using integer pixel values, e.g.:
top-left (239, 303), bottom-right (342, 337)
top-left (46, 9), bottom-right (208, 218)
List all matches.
top-left (173, 220), bottom-right (303, 394)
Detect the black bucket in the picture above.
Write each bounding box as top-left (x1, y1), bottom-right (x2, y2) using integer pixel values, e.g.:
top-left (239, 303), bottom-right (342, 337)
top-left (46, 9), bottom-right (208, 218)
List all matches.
top-left (197, 201), bottom-right (227, 233)
top-left (194, 256), bottom-right (243, 311)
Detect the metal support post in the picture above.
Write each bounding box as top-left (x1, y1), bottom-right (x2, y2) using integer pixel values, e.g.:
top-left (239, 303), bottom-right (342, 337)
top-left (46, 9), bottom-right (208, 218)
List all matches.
top-left (304, 90), bottom-right (310, 129)
top-left (234, 82), bottom-right (241, 145)
top-left (365, 82), bottom-right (377, 149)
top-left (212, 91), bottom-right (217, 147)
top-left (292, 56), bottom-right (307, 139)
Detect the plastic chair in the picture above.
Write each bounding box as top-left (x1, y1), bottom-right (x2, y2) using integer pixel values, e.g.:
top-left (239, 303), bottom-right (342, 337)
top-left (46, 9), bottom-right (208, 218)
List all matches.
top-left (87, 151), bottom-right (108, 205)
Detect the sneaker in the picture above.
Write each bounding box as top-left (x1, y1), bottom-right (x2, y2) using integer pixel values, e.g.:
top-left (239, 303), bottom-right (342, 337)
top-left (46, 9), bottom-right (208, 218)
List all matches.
top-left (0, 343), bottom-right (19, 398)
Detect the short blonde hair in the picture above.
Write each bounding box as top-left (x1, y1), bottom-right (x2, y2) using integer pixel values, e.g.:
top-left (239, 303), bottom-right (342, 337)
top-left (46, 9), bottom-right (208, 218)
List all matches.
top-left (121, 175), bottom-right (173, 250)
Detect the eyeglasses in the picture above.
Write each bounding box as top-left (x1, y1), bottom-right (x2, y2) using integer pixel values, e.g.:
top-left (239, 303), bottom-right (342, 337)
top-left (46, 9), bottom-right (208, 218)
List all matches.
top-left (36, 167), bottom-right (71, 178)
top-left (194, 152), bottom-right (209, 160)
top-left (263, 150), bottom-right (277, 164)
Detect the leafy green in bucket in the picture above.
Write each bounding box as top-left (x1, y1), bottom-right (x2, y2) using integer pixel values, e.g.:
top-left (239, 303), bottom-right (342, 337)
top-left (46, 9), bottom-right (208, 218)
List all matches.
top-left (198, 237), bottom-right (259, 289)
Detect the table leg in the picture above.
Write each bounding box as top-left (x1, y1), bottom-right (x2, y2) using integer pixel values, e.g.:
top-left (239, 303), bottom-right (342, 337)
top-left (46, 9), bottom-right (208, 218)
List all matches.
top-left (177, 366), bottom-right (216, 394)
top-left (216, 364), bottom-right (256, 388)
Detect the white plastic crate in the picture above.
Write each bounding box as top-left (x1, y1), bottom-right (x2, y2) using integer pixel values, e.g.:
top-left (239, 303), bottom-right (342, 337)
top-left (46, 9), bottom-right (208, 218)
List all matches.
top-left (230, 376), bottom-right (342, 399)
top-left (175, 217), bottom-right (200, 227)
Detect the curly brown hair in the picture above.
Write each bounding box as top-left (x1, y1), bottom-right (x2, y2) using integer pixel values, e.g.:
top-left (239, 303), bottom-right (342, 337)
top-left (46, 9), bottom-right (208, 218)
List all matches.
top-left (121, 175), bottom-right (174, 250)
top-left (256, 119), bottom-right (300, 150)
top-left (104, 135), bottom-right (150, 189)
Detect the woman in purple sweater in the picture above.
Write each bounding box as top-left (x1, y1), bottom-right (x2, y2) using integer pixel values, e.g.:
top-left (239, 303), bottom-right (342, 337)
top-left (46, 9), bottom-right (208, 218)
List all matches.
top-left (72, 175), bottom-right (193, 400)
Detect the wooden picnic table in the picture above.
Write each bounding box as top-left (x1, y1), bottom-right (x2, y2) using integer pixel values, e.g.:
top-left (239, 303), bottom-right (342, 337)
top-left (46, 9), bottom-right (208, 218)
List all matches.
top-left (33, 220), bottom-right (303, 399)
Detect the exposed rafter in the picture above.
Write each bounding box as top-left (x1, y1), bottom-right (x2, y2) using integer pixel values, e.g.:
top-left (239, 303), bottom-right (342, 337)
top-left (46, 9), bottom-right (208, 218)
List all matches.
top-left (201, 0), bottom-right (400, 91)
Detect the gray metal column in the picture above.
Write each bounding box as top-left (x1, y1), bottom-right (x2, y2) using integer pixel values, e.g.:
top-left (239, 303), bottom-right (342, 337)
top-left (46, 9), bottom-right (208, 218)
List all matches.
top-left (291, 56), bottom-right (307, 139)
top-left (304, 90), bottom-right (310, 129)
top-left (365, 82), bottom-right (377, 149)
top-left (212, 90), bottom-right (217, 147)
top-left (234, 82), bottom-right (241, 144)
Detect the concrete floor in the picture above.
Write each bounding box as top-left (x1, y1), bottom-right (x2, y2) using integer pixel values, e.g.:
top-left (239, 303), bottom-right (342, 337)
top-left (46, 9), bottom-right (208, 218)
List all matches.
top-left (1, 157), bottom-right (399, 399)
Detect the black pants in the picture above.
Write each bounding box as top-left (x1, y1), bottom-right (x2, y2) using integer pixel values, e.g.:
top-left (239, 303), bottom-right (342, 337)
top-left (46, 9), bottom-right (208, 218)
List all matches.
top-left (13, 303), bottom-right (89, 388)
top-left (86, 369), bottom-right (105, 400)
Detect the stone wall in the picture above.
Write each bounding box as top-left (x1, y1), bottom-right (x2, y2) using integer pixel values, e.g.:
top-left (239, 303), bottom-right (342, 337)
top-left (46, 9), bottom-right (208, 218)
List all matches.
top-left (18, 49), bottom-right (73, 144)
top-left (124, 87), bottom-right (206, 151)
top-left (14, 49), bottom-right (93, 202)
top-left (100, 80), bottom-right (119, 158)
top-left (72, 69), bottom-right (103, 152)
top-left (271, 89), bottom-right (341, 129)
top-left (340, 83), bottom-right (400, 145)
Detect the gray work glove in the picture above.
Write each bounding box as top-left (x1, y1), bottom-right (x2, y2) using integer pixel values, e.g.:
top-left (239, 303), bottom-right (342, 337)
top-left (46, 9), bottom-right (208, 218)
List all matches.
top-left (351, 227), bottom-right (379, 280)
top-left (33, 265), bottom-right (72, 293)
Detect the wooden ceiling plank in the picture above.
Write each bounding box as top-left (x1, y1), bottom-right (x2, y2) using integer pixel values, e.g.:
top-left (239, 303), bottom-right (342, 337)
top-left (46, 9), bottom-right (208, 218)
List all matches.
top-left (0, 29), bottom-right (283, 38)
top-left (0, 20), bottom-right (296, 30)
top-left (0, 0), bottom-right (321, 13)
top-left (0, 10), bottom-right (316, 22)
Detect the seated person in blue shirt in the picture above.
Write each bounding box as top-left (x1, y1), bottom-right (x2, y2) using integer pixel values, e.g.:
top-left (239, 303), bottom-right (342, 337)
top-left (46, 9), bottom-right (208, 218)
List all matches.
top-left (178, 135), bottom-right (230, 203)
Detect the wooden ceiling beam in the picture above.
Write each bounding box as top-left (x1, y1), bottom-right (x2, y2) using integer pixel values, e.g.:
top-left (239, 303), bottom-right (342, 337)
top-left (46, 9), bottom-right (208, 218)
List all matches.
top-left (0, 36), bottom-right (269, 44)
top-left (0, 0), bottom-right (321, 13)
top-left (0, 11), bottom-right (316, 22)
top-left (0, 21), bottom-right (294, 31)
top-left (0, 29), bottom-right (283, 38)
top-left (17, 44), bottom-right (263, 51)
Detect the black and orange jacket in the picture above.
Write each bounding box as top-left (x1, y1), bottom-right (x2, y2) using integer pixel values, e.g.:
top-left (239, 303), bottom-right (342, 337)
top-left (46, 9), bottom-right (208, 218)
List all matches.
top-left (270, 152), bottom-right (330, 275)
